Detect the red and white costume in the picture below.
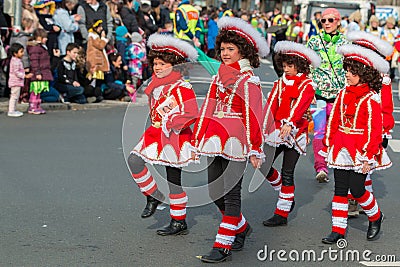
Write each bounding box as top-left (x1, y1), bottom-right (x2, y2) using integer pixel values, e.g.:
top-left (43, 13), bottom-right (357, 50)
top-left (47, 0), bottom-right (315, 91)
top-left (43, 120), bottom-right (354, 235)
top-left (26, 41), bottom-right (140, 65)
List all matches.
top-left (321, 85), bottom-right (392, 173)
top-left (263, 73), bottom-right (315, 155)
top-left (192, 59), bottom-right (264, 161)
top-left (132, 71), bottom-right (198, 167)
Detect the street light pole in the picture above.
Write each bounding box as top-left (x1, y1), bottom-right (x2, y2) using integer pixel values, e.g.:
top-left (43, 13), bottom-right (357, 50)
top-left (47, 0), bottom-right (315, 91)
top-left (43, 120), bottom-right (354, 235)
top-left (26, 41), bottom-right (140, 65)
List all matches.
top-left (13, 0), bottom-right (22, 35)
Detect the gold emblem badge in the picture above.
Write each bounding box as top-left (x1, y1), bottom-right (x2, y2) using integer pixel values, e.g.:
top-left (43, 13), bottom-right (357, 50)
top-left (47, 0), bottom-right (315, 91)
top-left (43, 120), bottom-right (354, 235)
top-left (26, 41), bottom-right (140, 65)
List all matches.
top-left (217, 111), bottom-right (224, 119)
top-left (154, 121), bottom-right (161, 128)
top-left (343, 127), bottom-right (350, 134)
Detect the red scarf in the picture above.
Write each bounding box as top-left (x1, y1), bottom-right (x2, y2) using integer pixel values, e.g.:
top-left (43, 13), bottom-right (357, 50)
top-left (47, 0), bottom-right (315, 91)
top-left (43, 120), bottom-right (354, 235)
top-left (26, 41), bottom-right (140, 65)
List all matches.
top-left (218, 61), bottom-right (241, 88)
top-left (343, 83), bottom-right (371, 117)
top-left (276, 74), bottom-right (307, 119)
top-left (144, 71), bottom-right (182, 96)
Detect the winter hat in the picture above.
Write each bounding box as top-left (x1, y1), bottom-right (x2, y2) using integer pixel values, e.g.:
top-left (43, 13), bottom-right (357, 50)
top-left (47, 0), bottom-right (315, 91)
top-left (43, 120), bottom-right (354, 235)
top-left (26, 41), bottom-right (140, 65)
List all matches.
top-left (346, 30), bottom-right (393, 57)
top-left (131, 32), bottom-right (143, 43)
top-left (147, 33), bottom-right (198, 62)
top-left (337, 44), bottom-right (389, 74)
top-left (151, 0), bottom-right (160, 8)
top-left (274, 41), bottom-right (321, 68)
top-left (115, 25), bottom-right (129, 38)
top-left (217, 16), bottom-right (269, 57)
top-left (321, 8), bottom-right (341, 19)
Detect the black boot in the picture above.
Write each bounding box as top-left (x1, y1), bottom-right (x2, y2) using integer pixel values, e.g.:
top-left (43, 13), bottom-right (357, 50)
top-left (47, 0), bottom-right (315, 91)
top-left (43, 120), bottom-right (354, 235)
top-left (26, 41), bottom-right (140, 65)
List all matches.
top-left (367, 212), bottom-right (384, 240)
top-left (156, 219), bottom-right (188, 236)
top-left (263, 214), bottom-right (287, 227)
top-left (231, 224), bottom-right (253, 251)
top-left (290, 200), bottom-right (295, 213)
top-left (322, 232), bottom-right (345, 244)
top-left (141, 191), bottom-right (164, 218)
top-left (200, 248), bottom-right (232, 263)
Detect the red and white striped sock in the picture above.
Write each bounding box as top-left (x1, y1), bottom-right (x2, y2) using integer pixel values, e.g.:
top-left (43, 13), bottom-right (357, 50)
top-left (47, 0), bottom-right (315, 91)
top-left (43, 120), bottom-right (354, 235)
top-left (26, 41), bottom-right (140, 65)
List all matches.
top-left (365, 174), bottom-right (373, 193)
top-left (355, 191), bottom-right (381, 222)
top-left (169, 192), bottom-right (188, 221)
top-left (131, 166), bottom-right (157, 196)
top-left (213, 215), bottom-right (240, 250)
top-left (236, 213), bottom-right (248, 234)
top-left (331, 195), bottom-right (348, 235)
top-left (266, 168), bottom-right (282, 191)
top-left (274, 185), bottom-right (295, 218)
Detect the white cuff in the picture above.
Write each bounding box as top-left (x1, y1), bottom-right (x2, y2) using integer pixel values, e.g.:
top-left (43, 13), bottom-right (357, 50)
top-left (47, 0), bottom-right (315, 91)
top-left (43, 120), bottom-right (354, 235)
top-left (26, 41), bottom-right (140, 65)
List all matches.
top-left (356, 154), bottom-right (376, 165)
top-left (281, 119), bottom-right (298, 133)
top-left (248, 150), bottom-right (266, 159)
top-left (382, 133), bottom-right (392, 139)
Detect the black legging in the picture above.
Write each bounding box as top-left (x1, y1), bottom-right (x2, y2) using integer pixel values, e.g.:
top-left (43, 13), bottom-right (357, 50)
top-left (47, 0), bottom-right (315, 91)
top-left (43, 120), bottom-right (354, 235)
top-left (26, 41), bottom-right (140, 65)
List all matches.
top-left (207, 156), bottom-right (247, 217)
top-left (260, 144), bottom-right (300, 186)
top-left (333, 169), bottom-right (367, 198)
top-left (127, 154), bottom-right (183, 195)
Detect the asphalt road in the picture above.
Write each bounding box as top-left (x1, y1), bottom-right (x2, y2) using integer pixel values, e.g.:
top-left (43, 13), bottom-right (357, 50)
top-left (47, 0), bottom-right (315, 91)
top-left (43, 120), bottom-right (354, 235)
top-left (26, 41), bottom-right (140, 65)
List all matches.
top-left (1, 61), bottom-right (400, 266)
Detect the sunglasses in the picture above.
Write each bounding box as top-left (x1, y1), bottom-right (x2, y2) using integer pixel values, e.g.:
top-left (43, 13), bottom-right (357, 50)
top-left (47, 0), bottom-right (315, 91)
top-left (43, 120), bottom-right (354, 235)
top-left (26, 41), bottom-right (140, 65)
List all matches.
top-left (320, 18), bottom-right (337, 23)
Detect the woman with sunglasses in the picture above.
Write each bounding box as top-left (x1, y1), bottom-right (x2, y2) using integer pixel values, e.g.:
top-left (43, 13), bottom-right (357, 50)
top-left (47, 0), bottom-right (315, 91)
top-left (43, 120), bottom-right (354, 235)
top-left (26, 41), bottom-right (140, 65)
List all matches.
top-left (306, 8), bottom-right (349, 183)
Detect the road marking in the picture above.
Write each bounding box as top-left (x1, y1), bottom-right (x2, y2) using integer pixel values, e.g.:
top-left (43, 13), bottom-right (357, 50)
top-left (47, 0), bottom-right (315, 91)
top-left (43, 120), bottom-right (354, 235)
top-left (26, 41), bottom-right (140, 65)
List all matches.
top-left (389, 139), bottom-right (400, 152)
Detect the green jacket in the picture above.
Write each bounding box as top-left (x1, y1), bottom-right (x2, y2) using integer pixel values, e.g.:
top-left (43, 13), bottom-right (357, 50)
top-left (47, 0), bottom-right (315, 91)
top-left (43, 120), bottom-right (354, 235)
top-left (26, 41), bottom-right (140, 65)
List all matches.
top-left (307, 32), bottom-right (349, 100)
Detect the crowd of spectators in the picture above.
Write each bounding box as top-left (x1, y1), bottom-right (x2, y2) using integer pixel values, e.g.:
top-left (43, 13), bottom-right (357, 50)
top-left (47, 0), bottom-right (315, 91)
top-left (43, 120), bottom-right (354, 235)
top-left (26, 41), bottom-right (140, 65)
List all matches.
top-left (1, 0), bottom-right (400, 108)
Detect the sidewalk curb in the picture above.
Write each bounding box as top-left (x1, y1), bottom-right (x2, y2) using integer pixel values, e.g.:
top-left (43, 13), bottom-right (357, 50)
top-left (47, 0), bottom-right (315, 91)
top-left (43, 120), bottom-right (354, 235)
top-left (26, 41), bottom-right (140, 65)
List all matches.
top-left (0, 96), bottom-right (148, 113)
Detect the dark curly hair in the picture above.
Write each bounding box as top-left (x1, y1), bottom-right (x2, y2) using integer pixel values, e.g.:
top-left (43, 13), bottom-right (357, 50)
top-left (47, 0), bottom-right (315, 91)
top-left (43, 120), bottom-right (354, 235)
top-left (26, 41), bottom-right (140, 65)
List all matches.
top-left (274, 53), bottom-right (310, 74)
top-left (148, 50), bottom-right (187, 70)
top-left (343, 58), bottom-right (382, 93)
top-left (215, 30), bottom-right (260, 68)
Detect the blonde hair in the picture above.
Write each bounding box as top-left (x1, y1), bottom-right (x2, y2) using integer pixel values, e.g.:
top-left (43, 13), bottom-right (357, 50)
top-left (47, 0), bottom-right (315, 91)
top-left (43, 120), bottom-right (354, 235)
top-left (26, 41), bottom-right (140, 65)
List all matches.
top-left (106, 1), bottom-right (123, 23)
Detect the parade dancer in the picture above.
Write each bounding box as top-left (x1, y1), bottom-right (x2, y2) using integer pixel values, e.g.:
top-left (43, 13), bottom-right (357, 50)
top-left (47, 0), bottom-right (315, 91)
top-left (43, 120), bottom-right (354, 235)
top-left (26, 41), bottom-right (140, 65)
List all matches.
top-left (321, 43), bottom-right (392, 244)
top-left (127, 33), bottom-right (198, 236)
top-left (344, 31), bottom-right (395, 217)
top-left (261, 41), bottom-right (321, 227)
top-left (192, 17), bottom-right (268, 263)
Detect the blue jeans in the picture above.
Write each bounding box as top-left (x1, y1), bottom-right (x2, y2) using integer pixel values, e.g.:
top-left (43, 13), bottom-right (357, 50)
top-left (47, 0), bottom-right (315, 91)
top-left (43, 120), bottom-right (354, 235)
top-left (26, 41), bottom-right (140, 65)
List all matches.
top-left (41, 86), bottom-right (60, 102)
top-left (55, 83), bottom-right (86, 103)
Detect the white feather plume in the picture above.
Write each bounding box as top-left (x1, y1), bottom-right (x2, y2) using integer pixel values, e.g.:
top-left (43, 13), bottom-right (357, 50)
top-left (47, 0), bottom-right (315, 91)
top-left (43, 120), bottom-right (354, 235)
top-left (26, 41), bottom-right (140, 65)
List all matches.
top-left (337, 44), bottom-right (390, 74)
top-left (147, 33), bottom-right (198, 62)
top-left (217, 17), bottom-right (269, 57)
top-left (274, 41), bottom-right (321, 68)
top-left (346, 31), bottom-right (393, 57)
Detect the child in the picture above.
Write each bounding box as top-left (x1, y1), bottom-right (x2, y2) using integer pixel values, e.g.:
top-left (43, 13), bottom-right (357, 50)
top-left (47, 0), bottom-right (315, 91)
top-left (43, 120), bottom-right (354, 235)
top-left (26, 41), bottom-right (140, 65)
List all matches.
top-left (115, 25), bottom-right (130, 67)
top-left (192, 17), bottom-right (268, 263)
top-left (260, 41), bottom-right (320, 227)
top-left (345, 31), bottom-right (395, 217)
top-left (125, 32), bottom-right (146, 90)
top-left (7, 43), bottom-right (33, 117)
top-left (55, 43), bottom-right (87, 104)
top-left (127, 33), bottom-right (198, 236)
top-left (27, 28), bottom-right (55, 114)
top-left (86, 20), bottom-right (109, 82)
top-left (320, 43), bottom-right (392, 244)
top-left (159, 21), bottom-right (174, 36)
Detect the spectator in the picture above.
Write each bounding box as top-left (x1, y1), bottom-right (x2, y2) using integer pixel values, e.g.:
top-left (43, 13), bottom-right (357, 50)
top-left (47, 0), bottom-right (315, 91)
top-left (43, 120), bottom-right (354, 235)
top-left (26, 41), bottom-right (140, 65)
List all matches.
top-left (9, 17), bottom-right (34, 102)
top-left (53, 0), bottom-right (81, 56)
top-left (308, 11), bottom-right (322, 39)
top-left (125, 32), bottom-right (146, 90)
top-left (207, 13), bottom-right (218, 58)
top-left (86, 20), bottom-right (110, 82)
top-left (380, 16), bottom-right (399, 80)
top-left (159, 21), bottom-right (173, 35)
top-left (75, 46), bottom-right (104, 103)
top-left (22, 0), bottom-right (41, 31)
top-left (34, 0), bottom-right (61, 58)
top-left (55, 43), bottom-right (87, 103)
top-left (141, 1), bottom-right (159, 35)
top-left (366, 15), bottom-right (381, 37)
top-left (7, 43), bottom-right (33, 117)
top-left (115, 25), bottom-right (130, 66)
top-left (103, 52), bottom-right (130, 100)
top-left (119, 0), bottom-right (140, 34)
top-left (77, 0), bottom-right (114, 45)
top-left (158, 0), bottom-right (171, 29)
top-left (27, 28), bottom-right (56, 114)
top-left (106, 0), bottom-right (123, 31)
